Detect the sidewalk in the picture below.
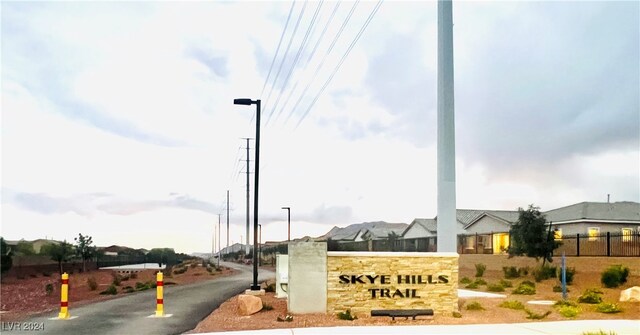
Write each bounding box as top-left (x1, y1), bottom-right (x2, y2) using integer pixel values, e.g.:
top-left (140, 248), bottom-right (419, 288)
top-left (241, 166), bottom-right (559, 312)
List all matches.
top-left (198, 320), bottom-right (640, 335)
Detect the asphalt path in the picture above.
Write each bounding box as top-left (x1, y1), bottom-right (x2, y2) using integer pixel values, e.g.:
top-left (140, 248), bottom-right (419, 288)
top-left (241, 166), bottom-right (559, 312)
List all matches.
top-left (11, 262), bottom-right (274, 335)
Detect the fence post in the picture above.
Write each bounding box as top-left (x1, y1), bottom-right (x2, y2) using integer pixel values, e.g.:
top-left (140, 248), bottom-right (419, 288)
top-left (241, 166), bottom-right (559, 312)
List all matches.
top-left (606, 232), bottom-right (611, 257)
top-left (576, 234), bottom-right (580, 257)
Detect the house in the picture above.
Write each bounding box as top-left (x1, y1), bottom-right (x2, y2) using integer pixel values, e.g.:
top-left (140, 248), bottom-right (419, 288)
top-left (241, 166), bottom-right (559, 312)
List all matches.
top-left (5, 239), bottom-right (61, 254)
top-left (545, 201), bottom-right (640, 240)
top-left (320, 221), bottom-right (408, 242)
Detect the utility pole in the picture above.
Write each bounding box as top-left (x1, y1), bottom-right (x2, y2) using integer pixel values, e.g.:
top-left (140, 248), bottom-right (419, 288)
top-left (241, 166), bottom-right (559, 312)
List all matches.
top-left (217, 213), bottom-right (221, 267)
top-left (242, 138), bottom-right (253, 255)
top-left (226, 190), bottom-right (230, 256)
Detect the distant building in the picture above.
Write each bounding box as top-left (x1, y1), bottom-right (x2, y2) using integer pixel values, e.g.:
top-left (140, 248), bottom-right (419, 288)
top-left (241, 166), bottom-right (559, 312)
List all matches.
top-left (545, 201), bottom-right (640, 240)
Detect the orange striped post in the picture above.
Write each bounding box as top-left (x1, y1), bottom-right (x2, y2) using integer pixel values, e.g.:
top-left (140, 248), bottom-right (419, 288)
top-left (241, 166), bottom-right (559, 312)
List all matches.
top-left (155, 271), bottom-right (164, 317)
top-left (58, 272), bottom-right (70, 319)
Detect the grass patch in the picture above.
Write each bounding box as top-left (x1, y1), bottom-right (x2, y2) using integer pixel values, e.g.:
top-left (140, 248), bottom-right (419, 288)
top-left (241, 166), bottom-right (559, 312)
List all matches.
top-left (596, 303), bottom-right (622, 314)
top-left (558, 305), bottom-right (580, 318)
top-left (524, 309), bottom-right (551, 320)
top-left (465, 282), bottom-right (479, 289)
top-left (499, 279), bottom-right (513, 288)
top-left (99, 284), bottom-right (118, 295)
top-left (465, 301), bottom-right (484, 311)
top-left (513, 281), bottom-right (536, 295)
top-left (582, 331), bottom-right (617, 335)
top-left (578, 288), bottom-right (603, 304)
top-left (486, 283), bottom-right (505, 292)
top-left (499, 300), bottom-right (525, 310)
top-left (337, 309), bottom-right (357, 320)
top-left (554, 300), bottom-right (577, 308)
top-left (474, 278), bottom-right (487, 286)
top-left (460, 277), bottom-right (472, 284)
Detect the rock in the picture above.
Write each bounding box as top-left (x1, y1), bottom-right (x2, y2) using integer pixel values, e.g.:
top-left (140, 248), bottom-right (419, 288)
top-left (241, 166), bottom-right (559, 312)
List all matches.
top-left (619, 286), bottom-right (640, 302)
top-left (237, 294), bottom-right (263, 315)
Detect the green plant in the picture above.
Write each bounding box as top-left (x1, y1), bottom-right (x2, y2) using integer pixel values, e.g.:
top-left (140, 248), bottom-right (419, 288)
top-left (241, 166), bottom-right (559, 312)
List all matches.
top-left (45, 283), bottom-right (54, 296)
top-left (596, 303), bottom-right (622, 314)
top-left (508, 205), bottom-right (559, 264)
top-left (499, 300), bottom-right (525, 310)
top-left (100, 284), bottom-right (118, 295)
top-left (600, 265), bottom-right (629, 288)
top-left (474, 278), bottom-right (487, 286)
top-left (578, 288), bottom-right (603, 304)
top-left (475, 263), bottom-right (486, 277)
top-left (135, 281), bottom-right (151, 291)
top-left (557, 267), bottom-right (575, 285)
top-left (503, 266), bottom-right (520, 279)
top-left (262, 303), bottom-right (274, 311)
top-left (465, 282), bottom-right (479, 289)
top-left (554, 300), bottom-right (577, 307)
top-left (487, 283), bottom-right (505, 292)
top-left (499, 279), bottom-right (513, 288)
top-left (337, 309), bottom-right (357, 320)
top-left (558, 305), bottom-right (579, 318)
top-left (513, 281), bottom-right (536, 295)
top-left (460, 277), bottom-right (472, 284)
top-left (111, 273), bottom-right (122, 286)
top-left (452, 311), bottom-right (462, 318)
top-left (123, 287), bottom-right (135, 293)
top-left (533, 264), bottom-right (557, 282)
top-left (518, 266), bottom-right (530, 276)
top-left (87, 276), bottom-right (98, 291)
top-left (524, 309), bottom-right (551, 319)
top-left (465, 301), bottom-right (484, 311)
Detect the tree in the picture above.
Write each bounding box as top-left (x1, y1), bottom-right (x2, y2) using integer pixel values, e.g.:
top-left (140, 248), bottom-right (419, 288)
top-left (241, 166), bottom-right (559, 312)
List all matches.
top-left (42, 240), bottom-right (73, 274)
top-left (387, 232), bottom-right (400, 251)
top-left (508, 205), bottom-right (560, 265)
top-left (14, 240), bottom-right (36, 256)
top-left (146, 248), bottom-right (177, 266)
top-left (1, 238), bottom-right (13, 274)
top-left (74, 233), bottom-right (96, 272)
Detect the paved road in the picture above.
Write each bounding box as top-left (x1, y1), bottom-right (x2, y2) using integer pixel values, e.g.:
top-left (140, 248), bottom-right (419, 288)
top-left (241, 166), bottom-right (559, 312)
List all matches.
top-left (11, 262), bottom-right (274, 335)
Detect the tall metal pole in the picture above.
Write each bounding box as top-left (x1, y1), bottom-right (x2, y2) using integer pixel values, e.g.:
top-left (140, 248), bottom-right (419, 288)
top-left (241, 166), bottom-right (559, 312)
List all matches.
top-left (282, 207), bottom-right (291, 242)
top-left (258, 224), bottom-right (262, 267)
top-left (437, 0), bottom-right (457, 252)
top-left (217, 214), bottom-right (221, 267)
top-left (226, 190), bottom-right (230, 256)
top-left (251, 100), bottom-right (261, 290)
top-left (245, 138), bottom-right (251, 255)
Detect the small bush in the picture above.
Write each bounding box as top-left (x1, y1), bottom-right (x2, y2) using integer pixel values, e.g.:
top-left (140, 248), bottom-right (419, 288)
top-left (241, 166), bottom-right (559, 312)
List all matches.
top-left (554, 300), bottom-right (578, 308)
top-left (558, 306), bottom-right (580, 318)
top-left (578, 288), bottom-right (603, 304)
top-left (265, 283), bottom-right (276, 293)
top-left (465, 301), bottom-right (484, 311)
top-left (518, 266), bottom-right (530, 276)
top-left (111, 273), bottom-right (122, 286)
top-left (499, 279), bottom-right (513, 288)
top-left (513, 281), bottom-right (536, 295)
top-left (100, 284), bottom-right (118, 295)
top-left (524, 309), bottom-right (551, 320)
top-left (557, 267), bottom-right (575, 285)
top-left (45, 283), bottom-right (54, 296)
top-left (337, 309), bottom-right (357, 320)
top-left (596, 303), bottom-right (622, 314)
top-left (600, 265), bottom-right (629, 288)
top-left (465, 282), bottom-right (479, 289)
top-left (533, 265), bottom-right (557, 282)
top-left (460, 277), bottom-right (472, 284)
top-left (262, 303), bottom-right (274, 311)
top-left (452, 311), bottom-right (462, 318)
top-left (475, 263), bottom-right (486, 277)
top-left (123, 287), bottom-right (135, 294)
top-left (499, 300), bottom-right (525, 310)
top-left (87, 276), bottom-right (98, 291)
top-left (135, 282), bottom-right (151, 291)
top-left (503, 266), bottom-right (520, 279)
top-left (474, 278), bottom-right (487, 286)
top-left (486, 283), bottom-right (505, 292)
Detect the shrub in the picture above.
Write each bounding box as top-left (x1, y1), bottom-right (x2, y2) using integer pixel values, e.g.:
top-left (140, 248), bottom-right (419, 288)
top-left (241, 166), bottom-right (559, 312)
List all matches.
top-left (601, 265), bottom-right (629, 288)
top-left (111, 273), bottom-right (122, 286)
top-left (578, 288), bottom-right (603, 304)
top-left (499, 279), bottom-right (513, 288)
top-left (337, 309), bottom-right (357, 320)
top-left (518, 266), bottom-right (530, 276)
top-left (265, 283), bottom-right (276, 293)
top-left (596, 303), bottom-right (622, 314)
top-left (87, 276), bottom-right (98, 291)
top-left (513, 281), bottom-right (536, 295)
top-left (533, 265), bottom-right (557, 282)
top-left (135, 282), bottom-right (151, 291)
top-left (262, 303), bottom-right (274, 311)
top-left (499, 300), bottom-right (525, 310)
top-left (503, 266), bottom-right (520, 279)
top-left (524, 309), bottom-right (551, 319)
top-left (554, 300), bottom-right (578, 308)
top-left (460, 277), bottom-right (472, 284)
top-left (558, 306), bottom-right (580, 318)
top-left (465, 282), bottom-right (479, 289)
top-left (100, 284), bottom-right (118, 295)
top-left (452, 311), bottom-right (462, 318)
top-left (557, 267), bottom-right (575, 285)
top-left (475, 263), bottom-right (486, 277)
top-left (45, 283), bottom-right (54, 296)
top-left (487, 283), bottom-right (505, 292)
top-left (123, 287), bottom-right (135, 294)
top-left (474, 278), bottom-right (487, 286)
top-left (465, 301), bottom-right (484, 311)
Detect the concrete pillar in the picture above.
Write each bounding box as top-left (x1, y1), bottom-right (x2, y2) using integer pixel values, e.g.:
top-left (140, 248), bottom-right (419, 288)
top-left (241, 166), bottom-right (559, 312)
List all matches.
top-left (437, 0), bottom-right (457, 253)
top-left (288, 242), bottom-right (327, 313)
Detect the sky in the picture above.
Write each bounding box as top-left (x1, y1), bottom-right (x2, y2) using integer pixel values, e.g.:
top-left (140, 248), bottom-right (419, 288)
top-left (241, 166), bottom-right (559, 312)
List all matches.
top-left (2, 1), bottom-right (638, 254)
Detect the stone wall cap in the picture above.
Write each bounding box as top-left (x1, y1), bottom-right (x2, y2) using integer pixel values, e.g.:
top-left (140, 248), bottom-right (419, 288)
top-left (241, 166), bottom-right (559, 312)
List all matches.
top-left (327, 252), bottom-right (459, 257)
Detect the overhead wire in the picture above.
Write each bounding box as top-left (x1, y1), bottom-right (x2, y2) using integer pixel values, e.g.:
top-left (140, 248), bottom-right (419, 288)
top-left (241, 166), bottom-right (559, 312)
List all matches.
top-left (295, 1), bottom-right (383, 129)
top-left (260, 1), bottom-right (296, 98)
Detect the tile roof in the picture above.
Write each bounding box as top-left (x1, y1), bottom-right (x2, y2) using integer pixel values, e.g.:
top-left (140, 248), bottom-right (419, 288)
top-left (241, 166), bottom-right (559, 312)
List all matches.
top-left (544, 201), bottom-right (640, 222)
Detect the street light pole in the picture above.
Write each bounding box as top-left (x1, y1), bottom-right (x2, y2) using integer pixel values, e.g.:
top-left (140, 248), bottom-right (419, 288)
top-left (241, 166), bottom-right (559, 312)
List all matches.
top-left (258, 223), bottom-right (262, 267)
top-left (234, 98), bottom-right (261, 291)
top-left (282, 207), bottom-right (291, 242)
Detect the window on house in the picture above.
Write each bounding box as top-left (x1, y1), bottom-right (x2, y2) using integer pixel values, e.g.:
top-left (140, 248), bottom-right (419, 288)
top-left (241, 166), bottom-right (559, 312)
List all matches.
top-left (588, 227), bottom-right (600, 241)
top-left (553, 228), bottom-right (562, 240)
top-left (622, 228), bottom-right (633, 242)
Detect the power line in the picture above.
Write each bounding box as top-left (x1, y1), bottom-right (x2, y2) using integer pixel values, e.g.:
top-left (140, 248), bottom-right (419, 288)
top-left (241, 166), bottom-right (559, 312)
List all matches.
top-left (284, 1), bottom-right (359, 124)
top-left (260, 1), bottom-right (296, 98)
top-left (266, 0), bottom-right (324, 124)
top-left (295, 1), bottom-right (383, 129)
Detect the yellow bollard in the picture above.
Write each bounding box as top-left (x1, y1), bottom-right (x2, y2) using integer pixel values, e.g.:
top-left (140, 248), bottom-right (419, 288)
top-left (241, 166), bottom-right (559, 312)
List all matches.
top-left (58, 272), bottom-right (70, 319)
top-left (155, 271), bottom-right (164, 317)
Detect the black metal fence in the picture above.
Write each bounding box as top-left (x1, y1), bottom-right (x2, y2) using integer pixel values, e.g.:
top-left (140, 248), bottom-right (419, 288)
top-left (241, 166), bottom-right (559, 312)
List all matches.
top-left (327, 232), bottom-right (640, 257)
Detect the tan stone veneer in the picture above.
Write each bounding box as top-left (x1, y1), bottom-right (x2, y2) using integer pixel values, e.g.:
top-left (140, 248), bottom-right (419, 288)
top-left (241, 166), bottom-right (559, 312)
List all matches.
top-left (326, 252), bottom-right (459, 316)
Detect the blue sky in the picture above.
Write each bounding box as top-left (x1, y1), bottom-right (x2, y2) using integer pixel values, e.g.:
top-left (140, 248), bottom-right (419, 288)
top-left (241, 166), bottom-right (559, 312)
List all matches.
top-left (2, 1), bottom-right (638, 253)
